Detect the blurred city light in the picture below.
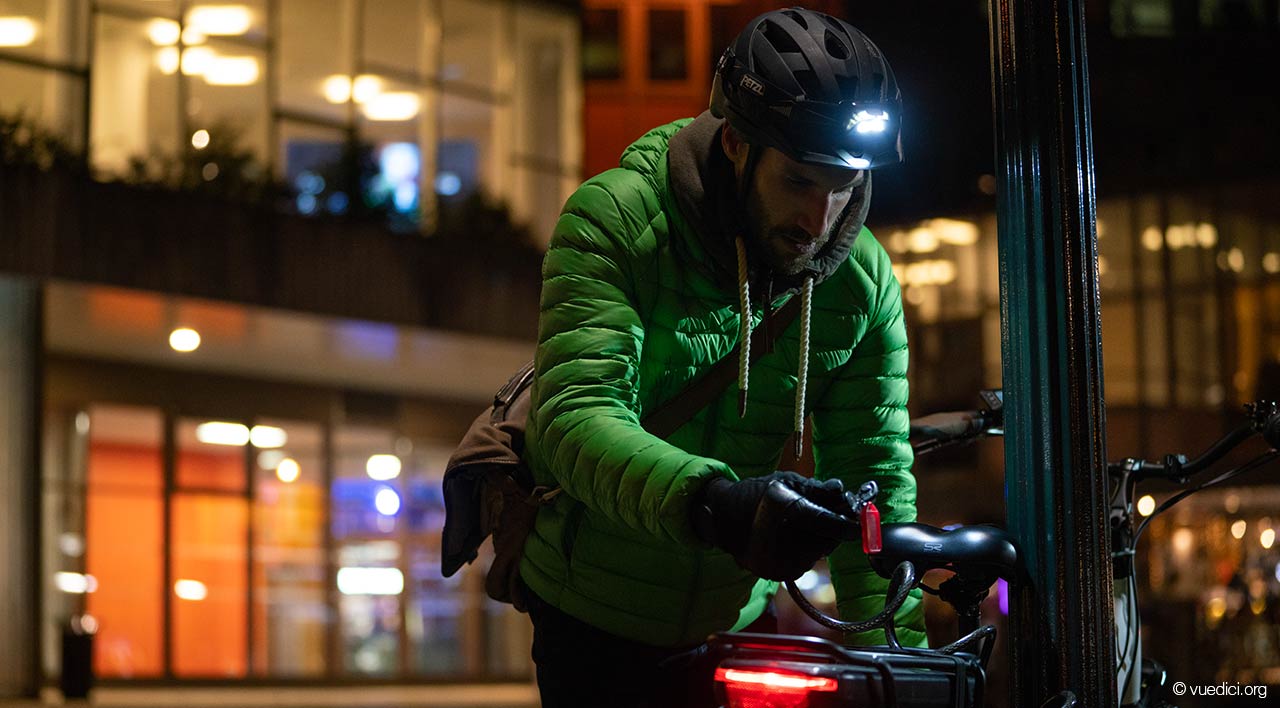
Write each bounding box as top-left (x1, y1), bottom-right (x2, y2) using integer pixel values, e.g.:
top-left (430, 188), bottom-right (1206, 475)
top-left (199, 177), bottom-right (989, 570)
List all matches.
top-left (54, 572), bottom-right (98, 594)
top-left (191, 129), bottom-right (210, 150)
top-left (362, 92), bottom-right (420, 121)
top-left (1137, 495), bottom-right (1156, 516)
top-left (249, 425), bottom-right (287, 448)
top-left (196, 421), bottom-right (250, 445)
top-left (322, 75), bottom-right (351, 103)
top-left (156, 47), bottom-right (180, 74)
top-left (366, 454), bottom-right (401, 481)
top-left (276, 458), bottom-right (300, 483)
top-left (374, 487), bottom-right (401, 516)
top-left (187, 5), bottom-right (253, 36)
top-left (1265, 253), bottom-right (1280, 274)
top-left (204, 56), bottom-right (260, 86)
top-left (147, 19), bottom-right (181, 46)
top-left (1172, 527), bottom-right (1193, 555)
top-left (194, 422), bottom-right (286, 448)
top-left (1262, 528), bottom-right (1276, 550)
top-left (174, 579), bottom-right (208, 601)
top-left (336, 567), bottom-right (404, 596)
top-left (0, 17), bottom-right (37, 47)
top-left (169, 327), bottom-right (201, 352)
top-left (1232, 519), bottom-right (1248, 539)
top-left (352, 75), bottom-right (382, 104)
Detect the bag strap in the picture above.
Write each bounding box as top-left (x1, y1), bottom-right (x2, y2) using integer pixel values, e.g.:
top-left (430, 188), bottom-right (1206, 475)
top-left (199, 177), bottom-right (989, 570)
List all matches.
top-left (641, 294), bottom-right (803, 439)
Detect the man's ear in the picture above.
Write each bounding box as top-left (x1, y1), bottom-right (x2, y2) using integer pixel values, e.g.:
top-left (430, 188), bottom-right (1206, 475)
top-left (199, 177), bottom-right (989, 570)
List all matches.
top-left (720, 123), bottom-right (747, 173)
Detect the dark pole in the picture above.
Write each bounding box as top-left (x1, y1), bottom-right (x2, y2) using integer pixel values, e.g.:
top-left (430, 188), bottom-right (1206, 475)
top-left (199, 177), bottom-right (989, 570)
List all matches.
top-left (987, 0), bottom-right (1116, 706)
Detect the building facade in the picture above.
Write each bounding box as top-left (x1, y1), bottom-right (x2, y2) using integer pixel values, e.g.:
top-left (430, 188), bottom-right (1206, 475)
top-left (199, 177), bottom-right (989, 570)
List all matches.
top-left (0, 0), bottom-right (582, 699)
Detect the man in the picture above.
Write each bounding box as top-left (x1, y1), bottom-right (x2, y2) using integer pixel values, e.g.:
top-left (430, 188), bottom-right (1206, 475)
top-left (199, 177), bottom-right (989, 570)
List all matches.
top-left (519, 7), bottom-right (924, 706)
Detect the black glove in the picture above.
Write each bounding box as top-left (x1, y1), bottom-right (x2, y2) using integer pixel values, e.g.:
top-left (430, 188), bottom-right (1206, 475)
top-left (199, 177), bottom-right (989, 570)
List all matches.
top-left (691, 471), bottom-right (859, 581)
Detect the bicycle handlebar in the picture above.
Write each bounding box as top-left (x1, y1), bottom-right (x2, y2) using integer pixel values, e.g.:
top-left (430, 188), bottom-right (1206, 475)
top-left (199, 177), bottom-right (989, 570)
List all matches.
top-left (1109, 400), bottom-right (1278, 481)
top-left (910, 410), bottom-right (994, 442)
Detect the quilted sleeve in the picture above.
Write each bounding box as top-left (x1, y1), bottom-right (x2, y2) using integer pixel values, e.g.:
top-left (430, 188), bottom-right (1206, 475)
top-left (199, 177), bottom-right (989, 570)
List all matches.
top-left (527, 170), bottom-right (734, 545)
top-left (810, 243), bottom-right (927, 648)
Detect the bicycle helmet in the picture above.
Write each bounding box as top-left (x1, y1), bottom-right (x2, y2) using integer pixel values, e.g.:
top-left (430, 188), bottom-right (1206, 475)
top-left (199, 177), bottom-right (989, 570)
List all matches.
top-left (709, 7), bottom-right (902, 170)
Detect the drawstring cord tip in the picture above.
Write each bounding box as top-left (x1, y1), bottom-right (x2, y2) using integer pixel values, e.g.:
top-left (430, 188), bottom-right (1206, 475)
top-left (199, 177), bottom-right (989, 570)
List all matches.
top-left (738, 389), bottom-right (748, 418)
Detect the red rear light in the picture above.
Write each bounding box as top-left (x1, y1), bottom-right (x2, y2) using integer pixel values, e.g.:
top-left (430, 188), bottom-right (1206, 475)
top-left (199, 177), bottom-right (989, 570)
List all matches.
top-left (714, 666), bottom-right (838, 708)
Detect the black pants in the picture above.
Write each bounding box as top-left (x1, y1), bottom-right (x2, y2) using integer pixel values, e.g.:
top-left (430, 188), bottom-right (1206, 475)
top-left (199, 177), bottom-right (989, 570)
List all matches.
top-left (524, 583), bottom-right (776, 708)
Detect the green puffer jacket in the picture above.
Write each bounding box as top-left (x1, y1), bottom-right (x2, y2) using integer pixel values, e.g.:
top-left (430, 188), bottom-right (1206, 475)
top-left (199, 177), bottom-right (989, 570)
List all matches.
top-left (520, 112), bottom-right (925, 648)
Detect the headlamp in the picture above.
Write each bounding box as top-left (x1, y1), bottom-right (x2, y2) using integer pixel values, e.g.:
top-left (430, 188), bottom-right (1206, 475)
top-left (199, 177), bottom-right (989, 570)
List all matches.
top-left (849, 109), bottom-right (891, 134)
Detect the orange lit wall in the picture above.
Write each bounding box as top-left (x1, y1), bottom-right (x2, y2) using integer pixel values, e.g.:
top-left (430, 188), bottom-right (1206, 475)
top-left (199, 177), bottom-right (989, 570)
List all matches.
top-left (86, 443), bottom-right (251, 677)
top-left (172, 493), bottom-right (248, 677)
top-left (86, 443), bottom-right (164, 677)
top-left (173, 448), bottom-right (248, 677)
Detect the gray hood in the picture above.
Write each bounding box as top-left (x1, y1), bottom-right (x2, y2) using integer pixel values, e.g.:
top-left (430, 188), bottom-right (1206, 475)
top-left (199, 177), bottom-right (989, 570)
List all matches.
top-left (666, 110), bottom-right (873, 296)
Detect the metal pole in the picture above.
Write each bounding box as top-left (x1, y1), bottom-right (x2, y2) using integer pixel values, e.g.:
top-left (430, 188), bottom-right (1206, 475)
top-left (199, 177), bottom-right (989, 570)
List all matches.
top-left (0, 276), bottom-right (42, 697)
top-left (986, 0), bottom-right (1116, 706)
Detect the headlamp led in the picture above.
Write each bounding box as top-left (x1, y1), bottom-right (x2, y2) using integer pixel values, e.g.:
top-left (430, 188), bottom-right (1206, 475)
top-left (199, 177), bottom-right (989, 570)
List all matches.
top-left (849, 109), bottom-right (891, 134)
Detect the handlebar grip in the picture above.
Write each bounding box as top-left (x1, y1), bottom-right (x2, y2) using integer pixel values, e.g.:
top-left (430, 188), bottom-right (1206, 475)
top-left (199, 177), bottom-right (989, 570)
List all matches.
top-left (910, 410), bottom-right (988, 441)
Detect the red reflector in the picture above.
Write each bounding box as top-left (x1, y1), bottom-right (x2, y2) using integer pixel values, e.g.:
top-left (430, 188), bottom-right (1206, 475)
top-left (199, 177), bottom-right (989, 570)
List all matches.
top-left (860, 501), bottom-right (882, 553)
top-left (715, 667), bottom-right (837, 708)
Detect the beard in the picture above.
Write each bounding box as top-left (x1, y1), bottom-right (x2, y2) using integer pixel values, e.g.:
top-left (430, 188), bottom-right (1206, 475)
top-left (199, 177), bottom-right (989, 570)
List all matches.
top-left (742, 189), bottom-right (836, 277)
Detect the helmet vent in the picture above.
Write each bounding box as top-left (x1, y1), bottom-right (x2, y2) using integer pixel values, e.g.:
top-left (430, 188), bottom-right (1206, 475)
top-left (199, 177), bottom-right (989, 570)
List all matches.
top-left (761, 21), bottom-right (802, 54)
top-left (823, 30), bottom-right (850, 60)
top-left (782, 9), bottom-right (809, 29)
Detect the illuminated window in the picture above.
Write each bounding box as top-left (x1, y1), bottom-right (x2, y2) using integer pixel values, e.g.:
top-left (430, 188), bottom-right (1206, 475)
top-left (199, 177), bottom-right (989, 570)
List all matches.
top-left (172, 417), bottom-right (249, 677)
top-left (277, 0), bottom-right (346, 123)
top-left (648, 9), bottom-right (687, 81)
top-left (442, 0), bottom-right (502, 90)
top-left (333, 426), bottom-right (402, 675)
top-left (582, 8), bottom-right (622, 80)
top-left (252, 419), bottom-right (326, 677)
top-left (84, 405), bottom-right (165, 678)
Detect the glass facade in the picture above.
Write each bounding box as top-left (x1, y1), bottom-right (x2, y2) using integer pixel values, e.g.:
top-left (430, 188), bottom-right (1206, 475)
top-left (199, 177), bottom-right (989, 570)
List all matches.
top-left (3, 0), bottom-right (580, 245)
top-left (44, 375), bottom-right (527, 681)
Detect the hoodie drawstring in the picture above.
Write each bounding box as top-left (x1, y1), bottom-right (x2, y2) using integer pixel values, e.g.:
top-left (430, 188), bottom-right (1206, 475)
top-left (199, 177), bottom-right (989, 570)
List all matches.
top-left (794, 276), bottom-right (814, 458)
top-left (735, 236), bottom-right (751, 418)
top-left (733, 236), bottom-right (815, 459)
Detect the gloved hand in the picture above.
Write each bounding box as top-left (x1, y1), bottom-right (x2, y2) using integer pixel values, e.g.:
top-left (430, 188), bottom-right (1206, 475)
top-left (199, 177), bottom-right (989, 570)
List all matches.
top-left (691, 471), bottom-right (859, 581)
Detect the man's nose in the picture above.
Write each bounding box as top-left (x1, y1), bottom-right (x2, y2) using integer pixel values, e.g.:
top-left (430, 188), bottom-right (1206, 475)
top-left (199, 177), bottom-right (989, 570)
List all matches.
top-left (796, 193), bottom-right (836, 238)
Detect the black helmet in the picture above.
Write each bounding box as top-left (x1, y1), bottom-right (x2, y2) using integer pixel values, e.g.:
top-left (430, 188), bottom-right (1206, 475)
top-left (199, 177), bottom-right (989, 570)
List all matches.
top-left (709, 7), bottom-right (902, 170)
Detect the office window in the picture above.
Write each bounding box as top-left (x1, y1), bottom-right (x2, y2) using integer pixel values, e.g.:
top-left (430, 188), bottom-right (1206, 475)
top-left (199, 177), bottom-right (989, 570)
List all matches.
top-left (582, 8), bottom-right (621, 80)
top-left (439, 93), bottom-right (495, 203)
top-left (404, 441), bottom-right (464, 676)
top-left (357, 79), bottom-right (427, 232)
top-left (84, 405), bottom-right (164, 678)
top-left (0, 0), bottom-right (81, 63)
top-left (185, 39), bottom-right (270, 170)
top-left (171, 418), bottom-right (248, 677)
top-left (363, 0), bottom-right (428, 77)
top-left (251, 419), bottom-right (326, 677)
top-left (277, 0), bottom-right (346, 123)
top-left (89, 12), bottom-right (182, 176)
top-left (278, 120), bottom-right (350, 217)
top-left (333, 425), bottom-right (403, 675)
top-left (648, 9), bottom-right (687, 80)
top-left (441, 0), bottom-right (502, 91)
top-left (512, 3), bottom-right (575, 243)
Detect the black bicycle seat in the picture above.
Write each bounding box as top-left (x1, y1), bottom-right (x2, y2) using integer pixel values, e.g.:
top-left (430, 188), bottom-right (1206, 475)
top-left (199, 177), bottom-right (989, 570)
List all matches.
top-left (869, 523), bottom-right (1019, 581)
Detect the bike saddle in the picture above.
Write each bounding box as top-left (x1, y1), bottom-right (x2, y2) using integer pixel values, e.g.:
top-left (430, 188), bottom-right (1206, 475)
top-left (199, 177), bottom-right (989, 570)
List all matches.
top-left (869, 523), bottom-right (1019, 581)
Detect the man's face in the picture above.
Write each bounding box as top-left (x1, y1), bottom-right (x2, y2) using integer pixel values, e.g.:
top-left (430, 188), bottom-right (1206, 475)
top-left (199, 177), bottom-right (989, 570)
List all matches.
top-left (723, 128), bottom-right (865, 276)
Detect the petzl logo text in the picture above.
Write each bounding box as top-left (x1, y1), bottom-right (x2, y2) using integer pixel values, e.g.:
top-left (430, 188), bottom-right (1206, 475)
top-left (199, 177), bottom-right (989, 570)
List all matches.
top-left (739, 75), bottom-right (765, 96)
